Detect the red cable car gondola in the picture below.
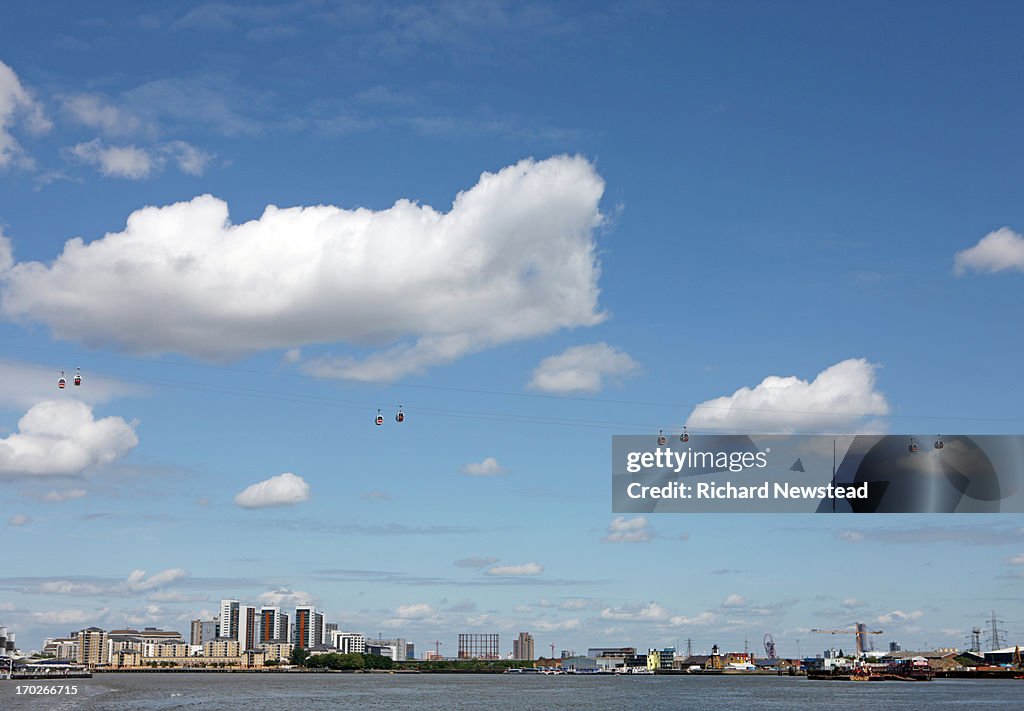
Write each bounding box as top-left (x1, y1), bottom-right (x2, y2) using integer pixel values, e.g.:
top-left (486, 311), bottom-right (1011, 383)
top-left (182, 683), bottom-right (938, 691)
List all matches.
top-left (680, 426), bottom-right (689, 443)
top-left (74, 367), bottom-right (82, 387)
top-left (395, 406), bottom-right (404, 423)
top-left (57, 371), bottom-right (66, 389)
top-left (657, 430), bottom-right (667, 446)
top-left (375, 409), bottom-right (384, 426)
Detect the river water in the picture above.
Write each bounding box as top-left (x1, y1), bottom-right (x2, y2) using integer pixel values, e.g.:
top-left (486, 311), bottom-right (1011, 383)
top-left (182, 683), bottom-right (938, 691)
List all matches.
top-left (1, 673), bottom-right (1022, 710)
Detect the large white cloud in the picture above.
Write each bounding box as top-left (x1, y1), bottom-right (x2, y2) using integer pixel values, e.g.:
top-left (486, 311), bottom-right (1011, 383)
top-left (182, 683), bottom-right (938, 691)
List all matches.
top-left (686, 358), bottom-right (890, 433)
top-left (0, 59), bottom-right (51, 168)
top-left (954, 227), bottom-right (1024, 275)
top-left (234, 472), bottom-right (310, 508)
top-left (0, 400), bottom-right (138, 477)
top-left (0, 156), bottom-right (606, 376)
top-left (528, 342), bottom-right (639, 394)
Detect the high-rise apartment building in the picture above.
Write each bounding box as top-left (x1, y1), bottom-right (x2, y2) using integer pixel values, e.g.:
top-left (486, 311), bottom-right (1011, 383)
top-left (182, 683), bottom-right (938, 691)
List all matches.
top-left (293, 606), bottom-right (324, 649)
top-left (76, 627), bottom-right (108, 668)
top-left (259, 607), bottom-right (290, 643)
top-left (219, 600), bottom-right (240, 640)
top-left (513, 632), bottom-right (535, 660)
top-left (238, 605), bottom-right (258, 651)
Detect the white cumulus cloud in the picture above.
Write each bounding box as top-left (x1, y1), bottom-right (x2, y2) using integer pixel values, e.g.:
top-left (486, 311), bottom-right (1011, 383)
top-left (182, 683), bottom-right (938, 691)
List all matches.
top-left (876, 610), bottom-right (923, 625)
top-left (486, 562), bottom-right (544, 576)
top-left (0, 156), bottom-right (606, 376)
top-left (0, 59), bottom-right (51, 168)
top-left (600, 601), bottom-right (667, 621)
top-left (0, 400), bottom-right (138, 477)
top-left (115, 568), bottom-right (188, 592)
top-left (7, 513), bottom-right (30, 527)
top-left (954, 227), bottom-right (1024, 275)
top-left (234, 472), bottom-right (310, 508)
top-left (603, 515), bottom-right (651, 543)
top-left (67, 139), bottom-right (155, 179)
top-left (460, 457), bottom-right (506, 477)
top-left (686, 358), bottom-right (890, 433)
top-left (257, 588), bottom-right (315, 607)
top-left (528, 342), bottom-right (639, 394)
top-left (394, 603), bottom-right (436, 619)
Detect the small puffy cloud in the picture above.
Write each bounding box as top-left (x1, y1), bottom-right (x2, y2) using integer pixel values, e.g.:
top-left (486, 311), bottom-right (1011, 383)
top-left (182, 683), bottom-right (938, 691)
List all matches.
top-left (954, 227), bottom-right (1024, 275)
top-left (0, 59), bottom-right (51, 168)
top-left (1005, 553), bottom-right (1024, 566)
top-left (876, 610), bottom-right (923, 625)
top-left (722, 594), bottom-right (747, 608)
top-left (837, 530), bottom-right (864, 543)
top-left (234, 472), bottom-right (310, 508)
top-left (686, 358), bottom-right (890, 433)
top-left (7, 513), bottom-right (30, 527)
top-left (115, 568), bottom-right (187, 593)
top-left (67, 139), bottom-right (155, 179)
top-left (454, 556), bottom-right (498, 568)
top-left (528, 342), bottom-right (639, 394)
top-left (600, 602), bottom-right (668, 621)
top-left (603, 516), bottom-right (651, 543)
top-left (669, 611), bottom-right (718, 626)
top-left (0, 156), bottom-right (605, 372)
top-left (486, 562), bottom-right (544, 576)
top-left (460, 457), bottom-right (506, 477)
top-left (394, 603), bottom-right (436, 619)
top-left (0, 400), bottom-right (139, 478)
top-left (841, 598), bottom-right (868, 609)
top-left (65, 139), bottom-right (212, 180)
top-left (257, 588), bottom-right (315, 607)
top-left (42, 488), bottom-right (87, 503)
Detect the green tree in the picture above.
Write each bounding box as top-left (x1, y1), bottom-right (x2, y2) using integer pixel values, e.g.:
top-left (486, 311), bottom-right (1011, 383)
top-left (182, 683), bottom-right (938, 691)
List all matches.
top-left (290, 646), bottom-right (311, 666)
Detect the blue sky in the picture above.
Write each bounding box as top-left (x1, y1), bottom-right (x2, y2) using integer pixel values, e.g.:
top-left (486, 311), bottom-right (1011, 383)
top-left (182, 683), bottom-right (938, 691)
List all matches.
top-left (1, 1), bottom-right (1023, 655)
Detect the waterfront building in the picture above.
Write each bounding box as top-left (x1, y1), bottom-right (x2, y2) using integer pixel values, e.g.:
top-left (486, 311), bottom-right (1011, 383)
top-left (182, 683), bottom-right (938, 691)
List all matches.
top-left (0, 626), bottom-right (16, 658)
top-left (375, 638), bottom-right (407, 661)
top-left (204, 639), bottom-right (241, 658)
top-left (458, 633), bottom-right (500, 660)
top-left (44, 636), bottom-right (78, 660)
top-left (659, 647), bottom-right (675, 670)
top-left (190, 619), bottom-right (219, 646)
top-left (513, 632), bottom-right (535, 661)
top-left (423, 650), bottom-right (443, 661)
top-left (259, 607), bottom-right (289, 645)
top-left (143, 643), bottom-right (191, 658)
top-left (646, 649), bottom-right (661, 671)
top-left (260, 642), bottom-right (294, 662)
top-left (76, 627), bottom-right (109, 668)
top-left (238, 605), bottom-right (259, 651)
top-left (219, 600), bottom-right (240, 640)
top-left (293, 606), bottom-right (324, 650)
top-left (366, 643), bottom-right (399, 659)
top-left (588, 647), bottom-right (636, 658)
top-left (560, 656), bottom-right (598, 672)
top-left (331, 631), bottom-right (366, 654)
top-left (406, 643), bottom-right (415, 660)
top-left (324, 622), bottom-right (338, 645)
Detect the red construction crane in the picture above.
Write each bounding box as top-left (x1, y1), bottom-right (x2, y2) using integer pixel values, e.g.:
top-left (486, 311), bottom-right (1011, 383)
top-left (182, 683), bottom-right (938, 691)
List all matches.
top-left (432, 641), bottom-right (443, 658)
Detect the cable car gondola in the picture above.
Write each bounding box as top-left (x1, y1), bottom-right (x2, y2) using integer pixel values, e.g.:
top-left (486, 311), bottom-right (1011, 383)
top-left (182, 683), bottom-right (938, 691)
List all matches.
top-left (375, 409), bottom-right (384, 426)
top-left (395, 406), bottom-right (404, 423)
top-left (908, 438), bottom-right (919, 453)
top-left (57, 371), bottom-right (66, 389)
top-left (74, 367), bottom-right (82, 387)
top-left (657, 430), bottom-right (667, 446)
top-left (680, 426), bottom-right (689, 443)
top-left (934, 436), bottom-right (944, 450)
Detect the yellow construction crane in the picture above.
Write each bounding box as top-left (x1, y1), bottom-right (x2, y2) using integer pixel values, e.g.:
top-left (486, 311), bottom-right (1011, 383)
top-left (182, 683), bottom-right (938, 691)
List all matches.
top-left (810, 623), bottom-right (883, 656)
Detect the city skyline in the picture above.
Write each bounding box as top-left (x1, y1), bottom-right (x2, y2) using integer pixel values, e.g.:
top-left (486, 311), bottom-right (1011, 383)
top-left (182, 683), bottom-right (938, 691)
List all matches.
top-left (2, 2), bottom-right (1023, 658)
